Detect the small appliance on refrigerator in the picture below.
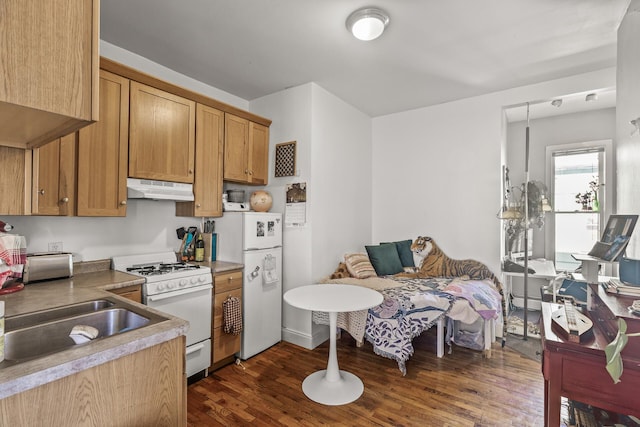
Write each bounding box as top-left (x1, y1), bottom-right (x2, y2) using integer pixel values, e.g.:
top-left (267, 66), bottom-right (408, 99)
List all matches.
top-left (215, 212), bottom-right (282, 359)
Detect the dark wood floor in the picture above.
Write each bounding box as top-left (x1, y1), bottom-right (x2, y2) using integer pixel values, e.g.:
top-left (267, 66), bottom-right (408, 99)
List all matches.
top-left (187, 330), bottom-right (544, 426)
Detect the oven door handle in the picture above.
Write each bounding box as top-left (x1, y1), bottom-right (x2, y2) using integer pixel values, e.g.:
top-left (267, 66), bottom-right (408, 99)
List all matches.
top-left (185, 342), bottom-right (205, 356)
top-left (146, 284), bottom-right (212, 302)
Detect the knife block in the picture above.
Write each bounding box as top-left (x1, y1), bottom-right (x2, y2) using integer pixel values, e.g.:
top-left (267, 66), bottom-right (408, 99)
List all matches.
top-left (201, 233), bottom-right (217, 262)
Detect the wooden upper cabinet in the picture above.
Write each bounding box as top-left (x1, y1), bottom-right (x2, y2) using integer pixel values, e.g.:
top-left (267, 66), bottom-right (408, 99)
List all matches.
top-left (129, 82), bottom-right (196, 183)
top-left (77, 70), bottom-right (130, 217)
top-left (0, 147), bottom-right (32, 215)
top-left (223, 114), bottom-right (250, 183)
top-left (32, 134), bottom-right (77, 216)
top-left (248, 122), bottom-right (269, 185)
top-left (176, 104), bottom-right (224, 217)
top-left (0, 0), bottom-right (99, 149)
top-left (224, 114), bottom-right (269, 185)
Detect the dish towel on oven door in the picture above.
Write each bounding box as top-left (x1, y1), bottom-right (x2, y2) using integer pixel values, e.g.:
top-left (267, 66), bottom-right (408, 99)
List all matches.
top-left (263, 254), bottom-right (278, 284)
top-left (223, 296), bottom-right (243, 335)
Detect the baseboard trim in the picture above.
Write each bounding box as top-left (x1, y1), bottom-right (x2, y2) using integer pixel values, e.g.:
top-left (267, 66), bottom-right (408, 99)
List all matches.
top-left (282, 327), bottom-right (330, 350)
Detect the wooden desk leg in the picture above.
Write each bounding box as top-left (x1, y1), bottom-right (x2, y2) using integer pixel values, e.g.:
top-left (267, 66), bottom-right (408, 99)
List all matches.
top-left (545, 358), bottom-right (562, 427)
top-left (544, 377), bottom-right (549, 427)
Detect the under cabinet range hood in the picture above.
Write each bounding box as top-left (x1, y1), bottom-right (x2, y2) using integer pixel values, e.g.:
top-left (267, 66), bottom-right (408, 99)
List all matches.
top-left (126, 178), bottom-right (194, 201)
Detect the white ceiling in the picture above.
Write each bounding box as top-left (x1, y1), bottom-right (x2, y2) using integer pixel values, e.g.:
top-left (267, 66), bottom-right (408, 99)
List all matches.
top-left (100, 0), bottom-right (630, 117)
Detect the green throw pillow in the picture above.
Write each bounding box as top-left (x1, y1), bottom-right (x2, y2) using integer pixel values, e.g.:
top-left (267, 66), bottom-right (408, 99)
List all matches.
top-left (382, 239), bottom-right (415, 268)
top-left (366, 243), bottom-right (404, 276)
top-left (380, 240), bottom-right (416, 267)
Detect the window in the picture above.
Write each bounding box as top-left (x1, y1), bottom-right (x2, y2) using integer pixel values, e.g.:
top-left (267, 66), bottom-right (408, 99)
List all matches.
top-left (546, 141), bottom-right (612, 272)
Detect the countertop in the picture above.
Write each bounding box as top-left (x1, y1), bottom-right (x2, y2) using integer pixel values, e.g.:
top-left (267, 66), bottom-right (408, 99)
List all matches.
top-left (0, 260), bottom-right (243, 399)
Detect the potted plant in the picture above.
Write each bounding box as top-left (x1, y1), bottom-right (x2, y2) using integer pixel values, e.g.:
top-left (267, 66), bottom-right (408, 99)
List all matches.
top-left (574, 177), bottom-right (603, 211)
top-left (605, 318), bottom-right (640, 383)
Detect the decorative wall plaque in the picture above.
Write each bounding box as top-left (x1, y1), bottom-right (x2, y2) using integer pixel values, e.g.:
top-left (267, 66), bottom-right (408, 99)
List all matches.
top-left (274, 141), bottom-right (297, 177)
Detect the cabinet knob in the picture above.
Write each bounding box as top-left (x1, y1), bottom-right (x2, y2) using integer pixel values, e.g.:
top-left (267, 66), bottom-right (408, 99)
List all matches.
top-left (196, 203), bottom-right (201, 208)
top-left (188, 169), bottom-right (194, 174)
top-left (248, 170), bottom-right (253, 176)
top-left (120, 200), bottom-right (127, 206)
top-left (61, 197), bottom-right (69, 203)
top-left (228, 276), bottom-right (233, 282)
top-left (245, 169), bottom-right (249, 174)
top-left (39, 189), bottom-right (45, 195)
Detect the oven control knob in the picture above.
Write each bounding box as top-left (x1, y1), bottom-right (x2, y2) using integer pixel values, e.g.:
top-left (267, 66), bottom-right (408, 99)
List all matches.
top-left (179, 279), bottom-right (187, 287)
top-left (157, 283), bottom-right (165, 291)
top-left (167, 281), bottom-right (176, 290)
top-left (198, 276), bottom-right (206, 283)
top-left (190, 277), bottom-right (197, 285)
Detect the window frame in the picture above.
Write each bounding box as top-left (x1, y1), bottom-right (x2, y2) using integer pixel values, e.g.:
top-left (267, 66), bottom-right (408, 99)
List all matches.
top-left (544, 139), bottom-right (614, 271)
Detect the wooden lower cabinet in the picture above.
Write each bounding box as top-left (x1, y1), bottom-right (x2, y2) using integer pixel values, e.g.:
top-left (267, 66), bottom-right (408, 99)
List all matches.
top-left (109, 284), bottom-right (142, 303)
top-left (211, 269), bottom-right (243, 369)
top-left (0, 337), bottom-right (186, 426)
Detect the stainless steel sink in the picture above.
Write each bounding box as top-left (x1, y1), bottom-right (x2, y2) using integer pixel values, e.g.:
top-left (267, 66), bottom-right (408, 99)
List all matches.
top-left (5, 299), bottom-right (115, 330)
top-left (1, 298), bottom-right (168, 366)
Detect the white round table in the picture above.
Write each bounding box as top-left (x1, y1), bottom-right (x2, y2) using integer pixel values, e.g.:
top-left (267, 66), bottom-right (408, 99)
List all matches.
top-left (284, 284), bottom-right (383, 406)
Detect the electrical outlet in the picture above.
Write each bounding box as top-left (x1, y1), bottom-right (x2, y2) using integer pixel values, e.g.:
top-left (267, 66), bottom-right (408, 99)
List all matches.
top-left (48, 242), bottom-right (63, 252)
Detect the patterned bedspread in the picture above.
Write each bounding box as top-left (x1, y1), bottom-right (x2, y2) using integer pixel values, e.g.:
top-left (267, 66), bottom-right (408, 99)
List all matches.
top-left (364, 277), bottom-right (455, 375)
top-left (315, 276), bottom-right (502, 375)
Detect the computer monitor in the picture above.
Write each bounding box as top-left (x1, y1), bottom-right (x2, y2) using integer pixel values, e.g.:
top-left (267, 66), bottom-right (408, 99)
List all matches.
top-left (588, 214), bottom-right (638, 261)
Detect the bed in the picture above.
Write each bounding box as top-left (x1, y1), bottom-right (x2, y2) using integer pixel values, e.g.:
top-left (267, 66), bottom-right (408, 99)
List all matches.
top-left (314, 247), bottom-right (504, 375)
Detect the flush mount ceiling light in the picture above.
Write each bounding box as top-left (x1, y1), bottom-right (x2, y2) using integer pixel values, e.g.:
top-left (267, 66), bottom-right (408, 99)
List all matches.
top-left (346, 7), bottom-right (389, 41)
top-left (585, 93), bottom-right (598, 102)
top-left (551, 99), bottom-right (563, 107)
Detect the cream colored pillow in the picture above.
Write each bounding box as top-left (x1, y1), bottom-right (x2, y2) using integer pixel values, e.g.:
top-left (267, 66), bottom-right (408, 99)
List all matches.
top-left (344, 253), bottom-right (377, 279)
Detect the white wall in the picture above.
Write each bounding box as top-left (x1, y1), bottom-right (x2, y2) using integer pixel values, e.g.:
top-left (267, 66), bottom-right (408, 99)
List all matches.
top-left (309, 84), bottom-right (373, 279)
top-left (616, 1), bottom-right (640, 258)
top-left (250, 83), bottom-right (372, 348)
top-left (249, 84), bottom-right (316, 346)
top-left (372, 68), bottom-right (616, 275)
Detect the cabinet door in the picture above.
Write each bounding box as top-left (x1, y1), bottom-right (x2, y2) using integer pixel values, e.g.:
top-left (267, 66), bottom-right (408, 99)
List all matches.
top-left (129, 82), bottom-right (195, 183)
top-left (109, 285), bottom-right (142, 303)
top-left (0, 147), bottom-right (31, 215)
top-left (0, 0), bottom-right (99, 149)
top-left (176, 104), bottom-right (224, 217)
top-left (77, 70), bottom-right (129, 216)
top-left (248, 122), bottom-right (269, 185)
top-left (32, 133), bottom-right (76, 216)
top-left (213, 288), bottom-right (243, 334)
top-left (223, 114), bottom-right (249, 183)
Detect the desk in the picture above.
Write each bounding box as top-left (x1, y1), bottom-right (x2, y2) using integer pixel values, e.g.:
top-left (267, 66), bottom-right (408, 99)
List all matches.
top-left (284, 284), bottom-right (383, 406)
top-left (541, 301), bottom-right (640, 427)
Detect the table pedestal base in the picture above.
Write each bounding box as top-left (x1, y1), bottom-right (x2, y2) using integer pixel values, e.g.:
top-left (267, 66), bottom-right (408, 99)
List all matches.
top-left (302, 370), bottom-right (364, 406)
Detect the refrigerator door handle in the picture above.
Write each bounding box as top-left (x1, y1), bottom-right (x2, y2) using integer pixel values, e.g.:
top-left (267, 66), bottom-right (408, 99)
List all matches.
top-left (249, 266), bottom-right (260, 280)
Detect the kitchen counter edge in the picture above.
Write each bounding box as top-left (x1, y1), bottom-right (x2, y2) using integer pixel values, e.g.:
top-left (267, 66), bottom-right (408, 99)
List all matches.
top-left (0, 270), bottom-right (188, 399)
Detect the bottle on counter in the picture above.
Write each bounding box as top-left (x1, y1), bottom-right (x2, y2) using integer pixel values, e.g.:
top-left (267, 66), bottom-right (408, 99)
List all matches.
top-left (195, 234), bottom-right (205, 262)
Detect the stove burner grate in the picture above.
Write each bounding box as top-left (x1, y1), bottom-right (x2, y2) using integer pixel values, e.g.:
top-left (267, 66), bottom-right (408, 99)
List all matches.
top-left (126, 262), bottom-right (200, 276)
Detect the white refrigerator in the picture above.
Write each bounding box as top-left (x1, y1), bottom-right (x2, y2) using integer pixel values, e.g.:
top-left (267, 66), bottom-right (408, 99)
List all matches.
top-left (215, 212), bottom-right (283, 359)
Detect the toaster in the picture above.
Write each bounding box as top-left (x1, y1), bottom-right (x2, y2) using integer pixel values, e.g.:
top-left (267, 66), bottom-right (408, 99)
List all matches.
top-left (23, 253), bottom-right (73, 283)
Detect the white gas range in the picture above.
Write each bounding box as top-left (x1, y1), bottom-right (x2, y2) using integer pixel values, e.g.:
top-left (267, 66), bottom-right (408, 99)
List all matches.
top-left (112, 252), bottom-right (212, 378)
